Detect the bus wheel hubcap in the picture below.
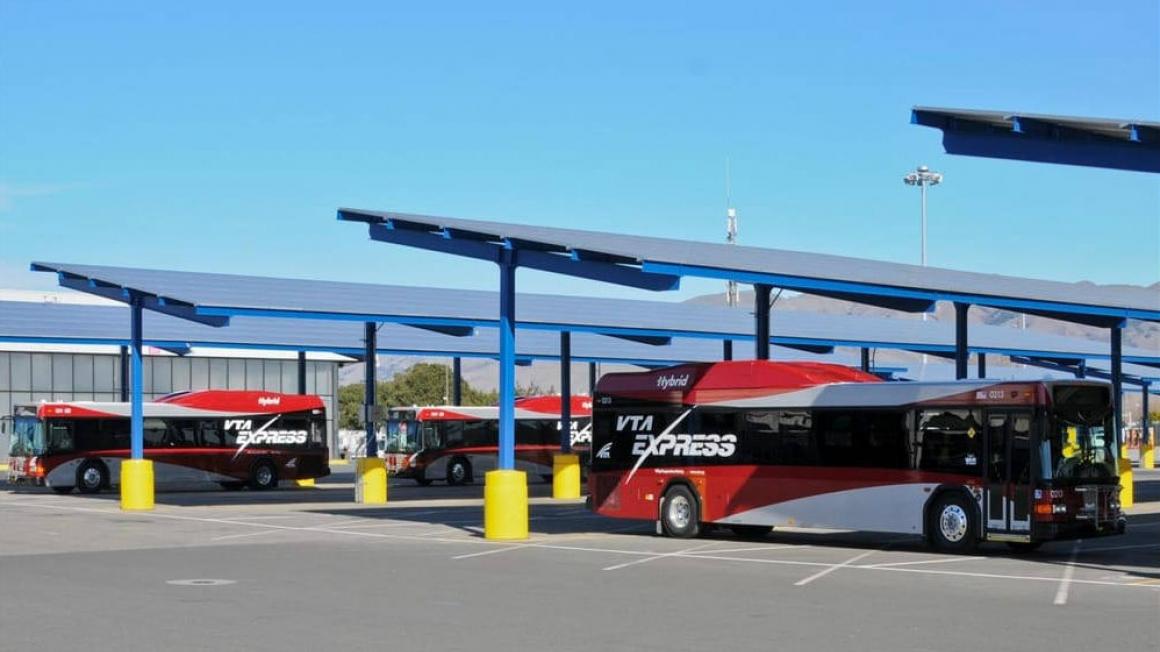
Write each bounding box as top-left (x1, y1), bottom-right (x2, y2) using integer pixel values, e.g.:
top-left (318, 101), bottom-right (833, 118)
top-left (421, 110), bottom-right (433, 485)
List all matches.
top-left (451, 465), bottom-right (464, 482)
top-left (83, 468), bottom-right (101, 487)
top-left (940, 505), bottom-right (968, 542)
top-left (669, 496), bottom-right (691, 529)
top-left (257, 467), bottom-right (272, 485)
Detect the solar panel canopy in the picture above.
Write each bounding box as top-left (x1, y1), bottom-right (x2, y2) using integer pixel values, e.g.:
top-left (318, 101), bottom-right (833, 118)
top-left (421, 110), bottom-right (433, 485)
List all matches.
top-left (338, 209), bottom-right (1160, 325)
top-left (911, 106), bottom-right (1160, 173)
top-left (27, 263), bottom-right (1160, 365)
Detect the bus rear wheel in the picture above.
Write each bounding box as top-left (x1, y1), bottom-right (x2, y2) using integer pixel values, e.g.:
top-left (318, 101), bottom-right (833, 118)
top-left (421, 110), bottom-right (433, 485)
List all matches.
top-left (661, 485), bottom-right (701, 539)
top-left (76, 459), bottom-right (108, 494)
top-left (928, 493), bottom-right (977, 553)
top-left (249, 461), bottom-right (279, 490)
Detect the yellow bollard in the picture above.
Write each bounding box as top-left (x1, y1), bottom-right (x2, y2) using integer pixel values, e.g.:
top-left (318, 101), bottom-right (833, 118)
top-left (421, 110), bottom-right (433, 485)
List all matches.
top-left (120, 459), bottom-right (155, 511)
top-left (1121, 444), bottom-right (1130, 461)
top-left (1142, 442), bottom-right (1155, 471)
top-left (295, 477), bottom-right (315, 488)
top-left (355, 457), bottom-right (387, 504)
top-left (484, 470), bottom-right (528, 540)
top-left (552, 453), bottom-right (581, 500)
top-left (1118, 457), bottom-right (1134, 508)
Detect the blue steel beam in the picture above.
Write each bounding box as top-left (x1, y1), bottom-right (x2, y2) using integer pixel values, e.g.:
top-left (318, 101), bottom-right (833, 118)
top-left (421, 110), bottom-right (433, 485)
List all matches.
top-left (560, 331), bottom-right (572, 454)
top-left (498, 252), bottom-right (516, 470)
top-left (364, 323), bottom-right (377, 457)
top-left (129, 295), bottom-right (144, 461)
top-left (365, 222), bottom-right (680, 292)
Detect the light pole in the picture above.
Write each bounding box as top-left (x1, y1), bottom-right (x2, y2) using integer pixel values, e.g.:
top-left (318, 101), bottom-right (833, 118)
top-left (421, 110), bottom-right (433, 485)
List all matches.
top-left (904, 165), bottom-right (943, 371)
top-left (903, 165), bottom-right (943, 267)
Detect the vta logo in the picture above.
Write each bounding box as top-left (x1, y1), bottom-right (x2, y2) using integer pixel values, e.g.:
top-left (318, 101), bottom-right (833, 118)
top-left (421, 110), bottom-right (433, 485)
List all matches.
top-left (616, 415), bottom-right (654, 431)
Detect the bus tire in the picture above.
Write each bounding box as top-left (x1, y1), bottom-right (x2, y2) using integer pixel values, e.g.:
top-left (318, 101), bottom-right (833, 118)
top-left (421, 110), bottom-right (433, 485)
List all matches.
top-left (661, 484), bottom-right (701, 539)
top-left (52, 485), bottom-right (75, 494)
top-left (730, 525), bottom-right (773, 540)
top-left (446, 457), bottom-right (472, 486)
top-left (927, 492), bottom-right (977, 553)
top-left (249, 460), bottom-right (279, 490)
top-left (75, 459), bottom-right (108, 494)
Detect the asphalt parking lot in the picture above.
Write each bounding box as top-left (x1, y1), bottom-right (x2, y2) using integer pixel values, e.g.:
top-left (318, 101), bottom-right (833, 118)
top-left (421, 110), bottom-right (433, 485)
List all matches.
top-left (3, 468), bottom-right (1158, 652)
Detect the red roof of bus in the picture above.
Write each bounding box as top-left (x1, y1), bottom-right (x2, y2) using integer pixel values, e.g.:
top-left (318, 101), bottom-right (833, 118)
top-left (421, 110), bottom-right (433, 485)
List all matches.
top-left (36, 390), bottom-right (325, 419)
top-left (596, 360), bottom-right (880, 403)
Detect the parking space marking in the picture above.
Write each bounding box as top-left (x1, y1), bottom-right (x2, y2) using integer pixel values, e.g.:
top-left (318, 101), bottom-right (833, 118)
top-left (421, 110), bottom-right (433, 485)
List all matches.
top-left (452, 545), bottom-right (524, 560)
top-left (685, 544), bottom-right (809, 555)
top-left (6, 500), bottom-right (1160, 596)
top-left (864, 556), bottom-right (988, 569)
top-left (602, 542), bottom-right (720, 571)
top-left (1053, 540), bottom-right (1082, 606)
top-left (211, 530), bottom-right (280, 542)
top-left (795, 548), bottom-right (882, 586)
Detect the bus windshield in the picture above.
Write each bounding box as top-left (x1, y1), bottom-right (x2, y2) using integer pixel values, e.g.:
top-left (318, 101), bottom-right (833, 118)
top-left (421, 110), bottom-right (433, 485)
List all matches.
top-left (385, 418), bottom-right (421, 454)
top-left (10, 416), bottom-right (45, 457)
top-left (1045, 385), bottom-right (1116, 483)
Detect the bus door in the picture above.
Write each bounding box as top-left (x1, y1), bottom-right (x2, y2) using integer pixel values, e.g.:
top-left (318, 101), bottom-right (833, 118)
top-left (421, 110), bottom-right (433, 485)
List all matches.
top-left (984, 410), bottom-right (1034, 540)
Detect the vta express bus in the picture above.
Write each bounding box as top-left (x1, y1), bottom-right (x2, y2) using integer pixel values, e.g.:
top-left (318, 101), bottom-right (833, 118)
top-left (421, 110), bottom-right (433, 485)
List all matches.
top-left (385, 396), bottom-right (592, 485)
top-left (5, 391), bottom-right (330, 493)
top-left (588, 361), bottom-right (1124, 552)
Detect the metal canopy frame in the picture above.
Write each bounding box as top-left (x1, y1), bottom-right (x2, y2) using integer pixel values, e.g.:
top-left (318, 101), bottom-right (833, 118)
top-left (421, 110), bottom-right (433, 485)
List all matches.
top-left (911, 106), bottom-right (1160, 173)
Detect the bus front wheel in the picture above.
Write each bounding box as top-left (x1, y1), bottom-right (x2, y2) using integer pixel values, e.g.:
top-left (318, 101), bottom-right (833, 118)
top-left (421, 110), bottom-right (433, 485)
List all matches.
top-left (76, 460), bottom-right (108, 494)
top-left (661, 485), bottom-right (701, 539)
top-left (446, 458), bottom-right (472, 486)
top-left (928, 493), bottom-right (978, 553)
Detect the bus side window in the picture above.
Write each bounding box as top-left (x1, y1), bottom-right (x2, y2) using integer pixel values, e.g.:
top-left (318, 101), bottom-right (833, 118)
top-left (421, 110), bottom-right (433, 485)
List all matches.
top-left (143, 419), bottom-right (168, 448)
top-left (47, 422), bottom-right (74, 453)
top-left (168, 420), bottom-right (198, 447)
top-left (917, 409), bottom-right (981, 474)
top-left (200, 420), bottom-right (225, 447)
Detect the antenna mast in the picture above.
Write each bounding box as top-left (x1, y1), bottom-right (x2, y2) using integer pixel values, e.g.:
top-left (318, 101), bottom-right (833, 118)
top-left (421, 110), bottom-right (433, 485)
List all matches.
top-left (725, 159), bottom-right (739, 307)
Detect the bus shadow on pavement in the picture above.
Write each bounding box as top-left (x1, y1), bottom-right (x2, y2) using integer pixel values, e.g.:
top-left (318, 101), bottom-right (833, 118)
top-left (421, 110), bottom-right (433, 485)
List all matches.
top-left (306, 501), bottom-right (620, 538)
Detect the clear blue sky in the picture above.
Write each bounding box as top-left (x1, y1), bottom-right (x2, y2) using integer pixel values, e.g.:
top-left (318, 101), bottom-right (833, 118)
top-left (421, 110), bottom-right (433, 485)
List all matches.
top-left (2, 1), bottom-right (1157, 301)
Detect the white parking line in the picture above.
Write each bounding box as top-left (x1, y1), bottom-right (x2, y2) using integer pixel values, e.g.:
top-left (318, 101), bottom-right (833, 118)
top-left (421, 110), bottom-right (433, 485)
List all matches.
top-left (684, 544), bottom-right (809, 555)
top-left (211, 530), bottom-right (279, 542)
top-left (865, 556), bottom-right (987, 569)
top-left (5, 500), bottom-right (1159, 595)
top-left (452, 546), bottom-right (524, 560)
top-left (795, 548), bottom-right (882, 586)
top-left (1054, 540), bottom-right (1082, 606)
top-left (602, 542), bottom-right (719, 572)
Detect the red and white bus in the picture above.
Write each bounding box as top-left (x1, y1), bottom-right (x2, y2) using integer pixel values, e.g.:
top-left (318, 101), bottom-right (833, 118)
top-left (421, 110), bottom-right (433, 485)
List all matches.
top-left (385, 396), bottom-right (592, 485)
top-left (5, 390), bottom-right (330, 493)
top-left (588, 361), bottom-right (1124, 552)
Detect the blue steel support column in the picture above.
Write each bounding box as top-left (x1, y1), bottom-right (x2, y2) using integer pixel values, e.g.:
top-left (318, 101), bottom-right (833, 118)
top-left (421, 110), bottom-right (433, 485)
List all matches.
top-left (129, 297), bottom-right (144, 460)
top-left (559, 332), bottom-right (572, 453)
top-left (977, 352), bottom-right (987, 379)
top-left (754, 284), bottom-right (772, 361)
top-left (498, 253), bottom-right (516, 470)
top-left (1075, 361), bottom-right (1087, 379)
top-left (588, 362), bottom-right (596, 398)
top-left (119, 345), bottom-right (130, 402)
top-left (364, 322), bottom-right (377, 458)
top-left (954, 303), bottom-right (969, 380)
top-left (452, 357), bottom-right (462, 406)
top-left (860, 347), bottom-right (870, 373)
top-left (1111, 325), bottom-right (1123, 451)
top-left (1143, 384), bottom-right (1151, 448)
top-left (723, 340), bottom-right (733, 361)
top-left (297, 351), bottom-right (307, 395)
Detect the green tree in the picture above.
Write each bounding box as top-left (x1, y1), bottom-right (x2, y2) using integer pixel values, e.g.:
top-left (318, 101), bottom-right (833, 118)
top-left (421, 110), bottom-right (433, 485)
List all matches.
top-left (337, 362), bottom-right (499, 430)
